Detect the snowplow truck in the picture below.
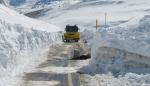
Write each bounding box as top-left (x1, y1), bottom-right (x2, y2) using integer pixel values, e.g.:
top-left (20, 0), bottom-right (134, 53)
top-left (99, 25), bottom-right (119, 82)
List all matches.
top-left (63, 25), bottom-right (80, 42)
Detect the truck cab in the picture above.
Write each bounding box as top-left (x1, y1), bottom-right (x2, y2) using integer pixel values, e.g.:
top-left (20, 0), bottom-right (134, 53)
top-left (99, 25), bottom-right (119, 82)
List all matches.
top-left (63, 25), bottom-right (80, 42)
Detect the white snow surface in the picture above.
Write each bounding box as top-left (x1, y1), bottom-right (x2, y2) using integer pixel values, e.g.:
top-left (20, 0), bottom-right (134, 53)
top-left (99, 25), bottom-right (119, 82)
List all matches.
top-left (1, 0), bottom-right (150, 85)
top-left (37, 0), bottom-right (149, 29)
top-left (0, 5), bottom-right (62, 86)
top-left (6, 0), bottom-right (81, 13)
top-left (0, 5), bottom-right (61, 32)
top-left (81, 73), bottom-right (150, 86)
top-left (0, 0), bottom-right (8, 6)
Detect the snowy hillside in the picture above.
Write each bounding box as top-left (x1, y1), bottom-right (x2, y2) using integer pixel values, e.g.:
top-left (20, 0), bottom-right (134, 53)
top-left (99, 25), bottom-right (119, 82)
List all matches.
top-left (0, 5), bottom-right (61, 32)
top-left (0, 4), bottom-right (61, 86)
top-left (37, 0), bottom-right (150, 29)
top-left (0, 0), bottom-right (8, 6)
top-left (6, 0), bottom-right (80, 13)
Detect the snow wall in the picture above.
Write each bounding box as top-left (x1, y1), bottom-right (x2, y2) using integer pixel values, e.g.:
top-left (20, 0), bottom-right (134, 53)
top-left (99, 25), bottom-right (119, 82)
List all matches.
top-left (87, 15), bottom-right (150, 76)
top-left (0, 19), bottom-right (61, 86)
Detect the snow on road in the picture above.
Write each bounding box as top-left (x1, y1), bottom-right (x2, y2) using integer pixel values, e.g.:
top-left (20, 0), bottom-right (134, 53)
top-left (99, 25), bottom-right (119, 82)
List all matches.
top-left (23, 43), bottom-right (89, 86)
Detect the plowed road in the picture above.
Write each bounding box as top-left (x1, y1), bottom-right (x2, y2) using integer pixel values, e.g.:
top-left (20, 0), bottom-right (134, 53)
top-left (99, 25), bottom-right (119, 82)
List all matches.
top-left (23, 43), bottom-right (88, 86)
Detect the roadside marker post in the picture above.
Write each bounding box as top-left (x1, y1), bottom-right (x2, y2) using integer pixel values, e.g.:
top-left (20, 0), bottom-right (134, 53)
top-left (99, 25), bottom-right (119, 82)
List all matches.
top-left (96, 19), bottom-right (98, 32)
top-left (105, 12), bottom-right (107, 29)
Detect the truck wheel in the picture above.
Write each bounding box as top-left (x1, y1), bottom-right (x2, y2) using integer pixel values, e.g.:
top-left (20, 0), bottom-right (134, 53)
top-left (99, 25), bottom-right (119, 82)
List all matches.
top-left (66, 40), bottom-right (69, 42)
top-left (75, 39), bottom-right (78, 42)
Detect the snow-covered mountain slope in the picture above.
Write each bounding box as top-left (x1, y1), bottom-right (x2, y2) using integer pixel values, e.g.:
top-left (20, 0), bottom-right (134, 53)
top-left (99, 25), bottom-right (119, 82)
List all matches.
top-left (0, 0), bottom-right (8, 6)
top-left (37, 0), bottom-right (150, 30)
top-left (7, 0), bottom-right (61, 7)
top-left (6, 0), bottom-right (80, 13)
top-left (0, 5), bottom-right (61, 32)
top-left (0, 4), bottom-right (62, 86)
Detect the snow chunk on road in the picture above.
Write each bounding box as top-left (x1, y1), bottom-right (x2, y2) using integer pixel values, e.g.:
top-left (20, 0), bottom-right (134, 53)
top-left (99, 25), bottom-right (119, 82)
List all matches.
top-left (24, 81), bottom-right (60, 86)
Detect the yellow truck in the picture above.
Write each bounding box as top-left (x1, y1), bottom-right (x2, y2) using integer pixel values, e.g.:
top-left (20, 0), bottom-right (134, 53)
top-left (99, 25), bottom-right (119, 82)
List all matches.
top-left (62, 25), bottom-right (80, 42)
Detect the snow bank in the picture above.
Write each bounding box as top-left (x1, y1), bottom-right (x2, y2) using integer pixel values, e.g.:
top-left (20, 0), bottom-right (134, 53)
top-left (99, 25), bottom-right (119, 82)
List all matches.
top-left (87, 14), bottom-right (150, 74)
top-left (0, 20), bottom-right (61, 67)
top-left (79, 14), bottom-right (150, 86)
top-left (90, 46), bottom-right (150, 75)
top-left (81, 73), bottom-right (150, 86)
top-left (80, 29), bottom-right (94, 42)
top-left (0, 5), bottom-right (62, 86)
top-left (93, 14), bottom-right (150, 56)
top-left (78, 14), bottom-right (150, 86)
